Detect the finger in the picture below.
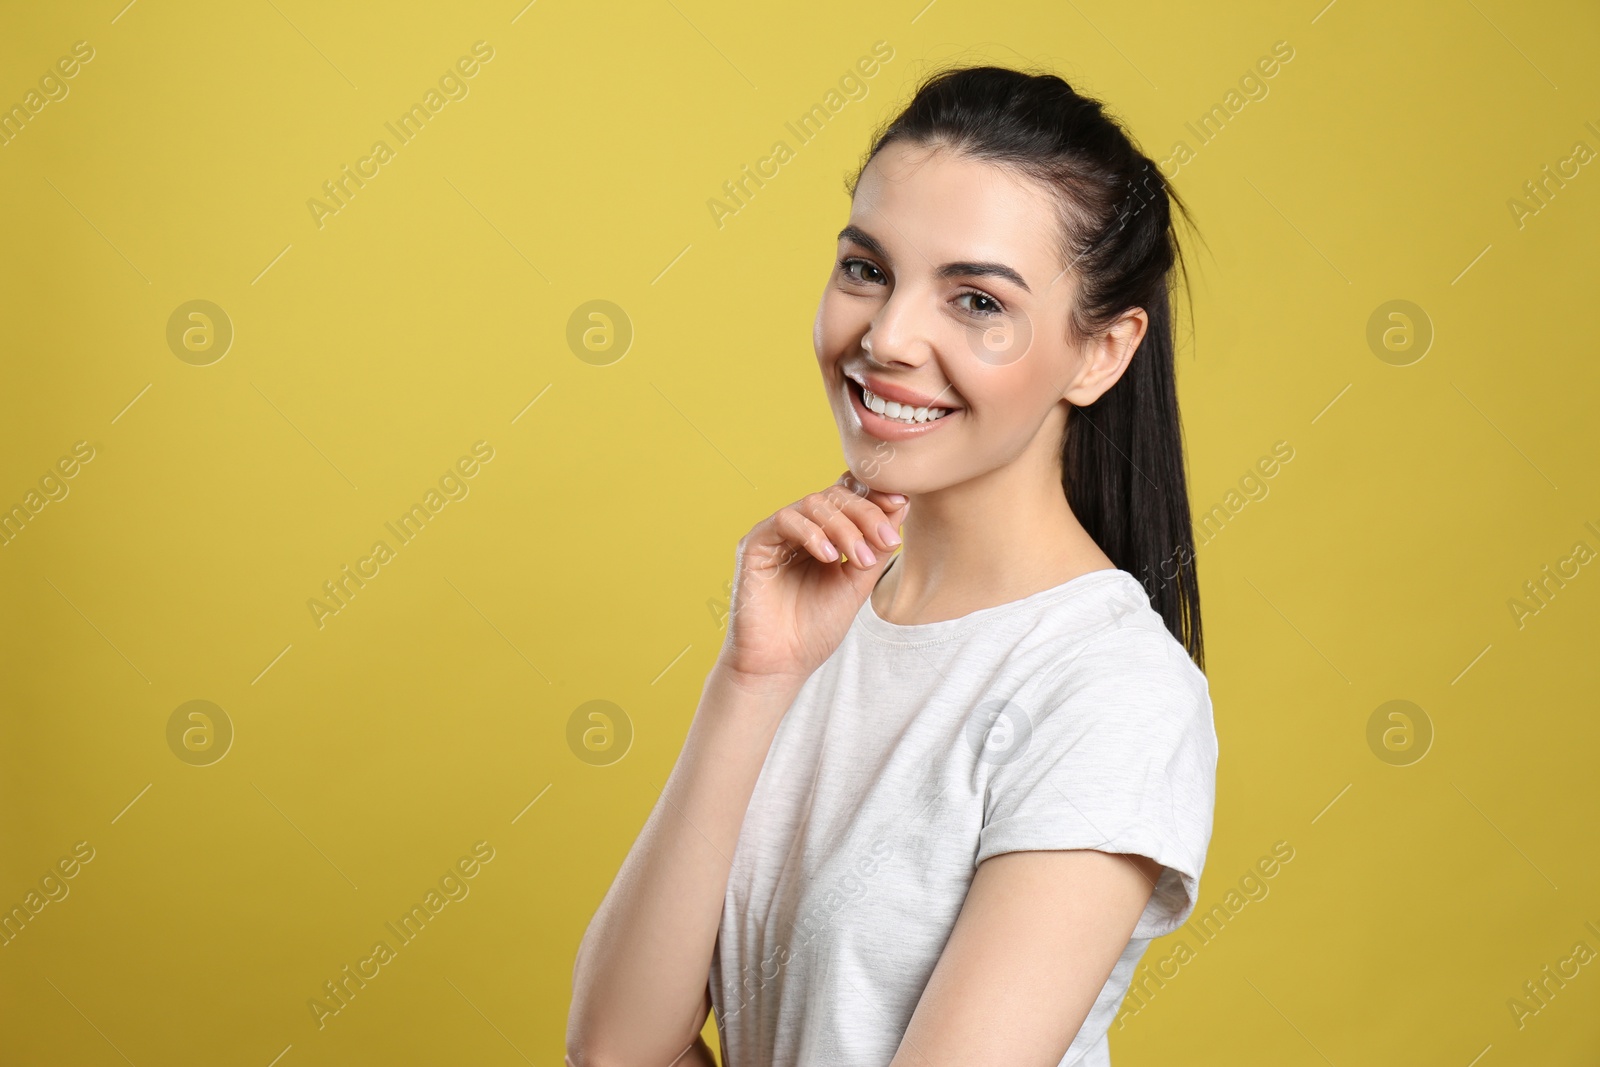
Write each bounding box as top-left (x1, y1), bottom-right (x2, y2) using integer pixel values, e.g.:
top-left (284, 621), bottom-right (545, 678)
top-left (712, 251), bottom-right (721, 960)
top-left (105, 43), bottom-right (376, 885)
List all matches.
top-left (823, 483), bottom-right (904, 555)
top-left (806, 489), bottom-right (908, 575)
top-left (800, 490), bottom-right (881, 570)
top-left (836, 473), bottom-right (911, 534)
top-left (772, 506), bottom-right (842, 564)
top-left (848, 490), bottom-right (910, 541)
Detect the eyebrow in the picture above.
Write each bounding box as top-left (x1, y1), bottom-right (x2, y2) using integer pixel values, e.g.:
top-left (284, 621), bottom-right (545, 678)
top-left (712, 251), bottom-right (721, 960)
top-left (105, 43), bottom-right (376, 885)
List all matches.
top-left (836, 224), bottom-right (1032, 294)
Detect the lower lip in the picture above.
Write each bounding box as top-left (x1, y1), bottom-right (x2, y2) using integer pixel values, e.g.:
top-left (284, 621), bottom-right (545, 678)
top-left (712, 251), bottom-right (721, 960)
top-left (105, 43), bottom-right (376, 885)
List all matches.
top-left (845, 377), bottom-right (960, 441)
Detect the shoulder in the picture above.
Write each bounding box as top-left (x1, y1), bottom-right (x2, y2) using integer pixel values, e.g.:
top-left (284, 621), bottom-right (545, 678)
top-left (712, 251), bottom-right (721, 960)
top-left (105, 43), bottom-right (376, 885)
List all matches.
top-left (1035, 573), bottom-right (1209, 709)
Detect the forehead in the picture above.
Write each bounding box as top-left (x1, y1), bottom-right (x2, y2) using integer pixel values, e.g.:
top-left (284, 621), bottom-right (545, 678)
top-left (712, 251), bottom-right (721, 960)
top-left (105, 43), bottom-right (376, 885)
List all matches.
top-left (846, 141), bottom-right (1063, 280)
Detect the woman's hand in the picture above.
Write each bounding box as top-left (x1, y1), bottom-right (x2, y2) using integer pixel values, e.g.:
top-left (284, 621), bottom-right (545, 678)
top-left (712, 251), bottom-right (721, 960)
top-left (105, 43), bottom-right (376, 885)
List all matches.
top-left (717, 471), bottom-right (909, 691)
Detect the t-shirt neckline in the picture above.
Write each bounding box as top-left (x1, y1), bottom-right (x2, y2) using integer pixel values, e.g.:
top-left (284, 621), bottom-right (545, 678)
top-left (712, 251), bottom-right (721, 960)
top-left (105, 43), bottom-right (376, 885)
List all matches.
top-left (858, 552), bottom-right (1135, 646)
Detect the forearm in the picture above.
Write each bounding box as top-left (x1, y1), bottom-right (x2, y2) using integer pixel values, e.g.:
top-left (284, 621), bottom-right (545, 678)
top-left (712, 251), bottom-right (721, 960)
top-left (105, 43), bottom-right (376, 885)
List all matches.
top-left (568, 665), bottom-right (796, 1066)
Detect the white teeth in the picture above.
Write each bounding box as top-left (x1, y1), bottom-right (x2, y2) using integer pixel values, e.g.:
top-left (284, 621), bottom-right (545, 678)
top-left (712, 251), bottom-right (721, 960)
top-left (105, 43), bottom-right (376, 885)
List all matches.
top-left (859, 382), bottom-right (953, 424)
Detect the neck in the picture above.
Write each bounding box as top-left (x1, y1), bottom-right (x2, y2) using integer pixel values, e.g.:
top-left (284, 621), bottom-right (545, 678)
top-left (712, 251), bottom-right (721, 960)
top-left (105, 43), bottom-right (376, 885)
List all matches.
top-left (873, 454), bottom-right (1114, 627)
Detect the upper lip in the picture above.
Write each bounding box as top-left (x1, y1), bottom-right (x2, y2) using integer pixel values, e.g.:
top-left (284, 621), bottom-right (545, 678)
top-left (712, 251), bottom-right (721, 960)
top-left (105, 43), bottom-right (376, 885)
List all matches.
top-left (845, 369), bottom-right (961, 411)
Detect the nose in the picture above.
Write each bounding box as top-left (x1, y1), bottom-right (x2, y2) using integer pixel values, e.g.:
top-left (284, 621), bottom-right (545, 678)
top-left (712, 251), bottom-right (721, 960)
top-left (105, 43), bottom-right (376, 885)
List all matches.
top-left (861, 286), bottom-right (936, 370)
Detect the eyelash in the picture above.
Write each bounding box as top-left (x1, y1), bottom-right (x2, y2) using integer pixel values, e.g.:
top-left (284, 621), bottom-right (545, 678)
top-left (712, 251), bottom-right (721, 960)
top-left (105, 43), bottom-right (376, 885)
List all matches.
top-left (837, 256), bottom-right (1006, 317)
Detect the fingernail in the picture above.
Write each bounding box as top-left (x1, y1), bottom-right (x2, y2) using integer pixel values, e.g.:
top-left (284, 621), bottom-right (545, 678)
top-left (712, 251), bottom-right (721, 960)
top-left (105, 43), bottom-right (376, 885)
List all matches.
top-left (877, 522), bottom-right (901, 547)
top-left (854, 540), bottom-right (877, 566)
top-left (885, 493), bottom-right (907, 504)
top-left (821, 540), bottom-right (840, 561)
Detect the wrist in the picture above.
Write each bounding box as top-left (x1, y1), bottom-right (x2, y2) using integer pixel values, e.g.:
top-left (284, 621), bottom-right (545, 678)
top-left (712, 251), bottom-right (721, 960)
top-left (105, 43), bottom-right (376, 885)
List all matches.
top-left (684, 664), bottom-right (802, 767)
top-left (706, 659), bottom-right (807, 706)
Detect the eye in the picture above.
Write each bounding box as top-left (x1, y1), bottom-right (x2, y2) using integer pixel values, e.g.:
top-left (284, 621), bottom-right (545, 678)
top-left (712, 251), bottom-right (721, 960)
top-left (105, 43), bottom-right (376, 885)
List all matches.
top-left (838, 256), bottom-right (886, 285)
top-left (954, 289), bottom-right (1005, 316)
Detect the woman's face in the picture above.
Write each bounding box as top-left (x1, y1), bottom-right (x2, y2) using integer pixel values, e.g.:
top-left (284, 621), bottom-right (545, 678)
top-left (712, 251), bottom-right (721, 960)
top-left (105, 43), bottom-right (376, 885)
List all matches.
top-left (813, 139), bottom-right (1139, 496)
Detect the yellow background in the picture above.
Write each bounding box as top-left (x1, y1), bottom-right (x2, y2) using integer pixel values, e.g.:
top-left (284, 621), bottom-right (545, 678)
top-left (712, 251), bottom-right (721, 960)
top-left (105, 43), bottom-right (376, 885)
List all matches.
top-left (3, 1), bottom-right (1598, 1063)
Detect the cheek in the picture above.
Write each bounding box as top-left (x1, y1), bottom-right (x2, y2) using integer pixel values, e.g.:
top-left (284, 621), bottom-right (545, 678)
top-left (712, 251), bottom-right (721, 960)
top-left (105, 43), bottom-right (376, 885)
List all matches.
top-left (812, 290), bottom-right (856, 362)
top-left (965, 370), bottom-right (1051, 432)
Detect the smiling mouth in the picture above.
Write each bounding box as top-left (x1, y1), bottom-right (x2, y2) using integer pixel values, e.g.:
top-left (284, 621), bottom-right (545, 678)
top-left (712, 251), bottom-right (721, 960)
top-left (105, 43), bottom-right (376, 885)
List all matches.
top-left (845, 375), bottom-right (958, 425)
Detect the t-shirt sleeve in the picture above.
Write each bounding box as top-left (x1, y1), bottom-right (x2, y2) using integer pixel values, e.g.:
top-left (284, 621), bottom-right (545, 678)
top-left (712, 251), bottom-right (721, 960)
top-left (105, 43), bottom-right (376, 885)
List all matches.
top-left (974, 624), bottom-right (1218, 940)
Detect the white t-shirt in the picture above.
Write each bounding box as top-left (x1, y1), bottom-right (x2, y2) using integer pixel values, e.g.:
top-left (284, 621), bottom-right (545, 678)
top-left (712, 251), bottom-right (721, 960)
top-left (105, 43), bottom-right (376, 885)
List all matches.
top-left (707, 557), bottom-right (1218, 1067)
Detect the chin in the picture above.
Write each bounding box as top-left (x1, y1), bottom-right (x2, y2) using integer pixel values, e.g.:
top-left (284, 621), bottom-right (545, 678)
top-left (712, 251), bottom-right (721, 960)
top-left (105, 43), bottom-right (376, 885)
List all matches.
top-left (844, 454), bottom-right (904, 492)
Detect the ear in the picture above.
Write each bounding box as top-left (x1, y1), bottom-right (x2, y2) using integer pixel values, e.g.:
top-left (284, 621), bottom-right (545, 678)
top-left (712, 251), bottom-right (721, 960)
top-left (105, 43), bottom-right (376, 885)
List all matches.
top-left (1061, 306), bottom-right (1149, 407)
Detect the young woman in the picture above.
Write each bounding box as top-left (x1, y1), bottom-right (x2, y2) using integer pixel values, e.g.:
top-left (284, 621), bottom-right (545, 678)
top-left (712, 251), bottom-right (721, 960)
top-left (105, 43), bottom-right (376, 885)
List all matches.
top-left (568, 65), bottom-right (1217, 1067)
